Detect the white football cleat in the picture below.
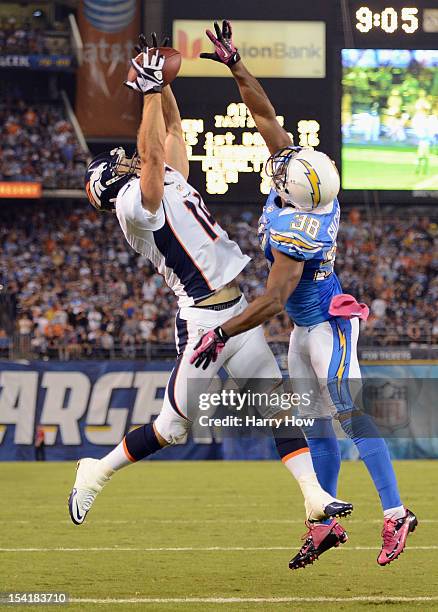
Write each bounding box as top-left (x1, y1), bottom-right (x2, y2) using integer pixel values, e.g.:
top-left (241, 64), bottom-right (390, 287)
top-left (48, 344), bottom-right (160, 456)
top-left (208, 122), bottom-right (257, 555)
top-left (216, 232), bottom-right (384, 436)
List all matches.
top-left (303, 480), bottom-right (353, 521)
top-left (68, 458), bottom-right (114, 525)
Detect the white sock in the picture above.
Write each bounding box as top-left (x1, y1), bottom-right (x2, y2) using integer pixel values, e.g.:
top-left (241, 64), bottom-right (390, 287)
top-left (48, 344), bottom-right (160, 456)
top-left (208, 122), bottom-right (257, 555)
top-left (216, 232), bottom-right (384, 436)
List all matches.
top-left (102, 438), bottom-right (133, 471)
top-left (283, 448), bottom-right (317, 480)
top-left (384, 505), bottom-right (406, 520)
top-left (283, 449), bottom-right (325, 495)
top-left (283, 449), bottom-right (340, 521)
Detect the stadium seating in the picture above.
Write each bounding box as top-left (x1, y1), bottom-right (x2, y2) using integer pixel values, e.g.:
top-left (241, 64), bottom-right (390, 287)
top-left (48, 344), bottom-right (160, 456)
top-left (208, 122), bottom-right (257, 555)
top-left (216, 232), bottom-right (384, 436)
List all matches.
top-left (0, 101), bottom-right (87, 188)
top-left (0, 15), bottom-right (70, 55)
top-left (0, 203), bottom-right (435, 359)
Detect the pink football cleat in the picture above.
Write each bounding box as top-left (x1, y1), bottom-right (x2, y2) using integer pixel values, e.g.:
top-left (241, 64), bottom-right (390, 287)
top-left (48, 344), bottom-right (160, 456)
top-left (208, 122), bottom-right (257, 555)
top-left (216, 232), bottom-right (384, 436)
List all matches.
top-left (289, 519), bottom-right (348, 570)
top-left (377, 509), bottom-right (418, 566)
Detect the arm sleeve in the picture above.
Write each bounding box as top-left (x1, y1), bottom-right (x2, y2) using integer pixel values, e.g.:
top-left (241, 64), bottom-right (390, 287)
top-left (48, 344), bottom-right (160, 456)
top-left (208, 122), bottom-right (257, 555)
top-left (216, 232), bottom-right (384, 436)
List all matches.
top-left (115, 178), bottom-right (165, 232)
top-left (269, 227), bottom-right (323, 262)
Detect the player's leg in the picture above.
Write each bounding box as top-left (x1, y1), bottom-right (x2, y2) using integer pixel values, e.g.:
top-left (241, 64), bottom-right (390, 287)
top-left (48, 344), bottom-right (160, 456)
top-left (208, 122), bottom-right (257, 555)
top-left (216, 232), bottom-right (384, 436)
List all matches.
top-left (68, 368), bottom-right (182, 526)
top-left (68, 311), bottom-right (224, 525)
top-left (224, 327), bottom-right (311, 492)
top-left (289, 325), bottom-right (341, 501)
top-left (312, 317), bottom-right (417, 565)
top-left (287, 324), bottom-right (348, 569)
top-left (102, 310), bottom-right (198, 472)
top-left (68, 414), bottom-right (169, 526)
top-left (224, 324), bottom-right (352, 522)
top-left (320, 318), bottom-right (405, 514)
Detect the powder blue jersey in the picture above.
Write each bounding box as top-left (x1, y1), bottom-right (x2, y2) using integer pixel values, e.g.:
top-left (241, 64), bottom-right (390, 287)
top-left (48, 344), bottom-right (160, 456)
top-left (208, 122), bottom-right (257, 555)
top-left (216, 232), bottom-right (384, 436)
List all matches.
top-left (258, 191), bottom-right (342, 326)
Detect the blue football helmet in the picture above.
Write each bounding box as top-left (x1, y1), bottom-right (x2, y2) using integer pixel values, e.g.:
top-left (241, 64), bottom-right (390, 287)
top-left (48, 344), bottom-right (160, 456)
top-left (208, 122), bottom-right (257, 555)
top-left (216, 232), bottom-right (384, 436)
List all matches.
top-left (84, 147), bottom-right (140, 212)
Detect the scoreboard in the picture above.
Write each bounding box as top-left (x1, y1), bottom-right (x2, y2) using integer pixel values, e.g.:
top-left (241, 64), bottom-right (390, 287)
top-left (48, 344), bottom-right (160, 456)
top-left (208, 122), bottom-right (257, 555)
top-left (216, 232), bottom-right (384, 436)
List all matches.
top-left (166, 0), bottom-right (438, 204)
top-left (350, 2), bottom-right (438, 41)
top-left (339, 2), bottom-right (438, 199)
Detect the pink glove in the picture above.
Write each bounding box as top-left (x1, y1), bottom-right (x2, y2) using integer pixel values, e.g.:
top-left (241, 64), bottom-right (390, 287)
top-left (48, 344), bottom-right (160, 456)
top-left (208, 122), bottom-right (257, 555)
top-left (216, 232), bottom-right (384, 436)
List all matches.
top-left (190, 326), bottom-right (229, 370)
top-left (200, 20), bottom-right (241, 67)
top-left (329, 294), bottom-right (370, 321)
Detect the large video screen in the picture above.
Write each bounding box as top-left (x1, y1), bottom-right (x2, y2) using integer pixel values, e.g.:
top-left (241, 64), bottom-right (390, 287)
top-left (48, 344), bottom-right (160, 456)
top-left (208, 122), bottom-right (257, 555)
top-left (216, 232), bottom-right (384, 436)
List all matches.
top-left (342, 49), bottom-right (438, 191)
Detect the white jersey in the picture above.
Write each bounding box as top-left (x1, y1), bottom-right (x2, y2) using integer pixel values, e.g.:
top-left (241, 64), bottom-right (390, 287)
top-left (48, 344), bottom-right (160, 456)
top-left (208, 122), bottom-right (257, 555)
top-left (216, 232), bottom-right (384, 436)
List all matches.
top-left (115, 165), bottom-right (250, 307)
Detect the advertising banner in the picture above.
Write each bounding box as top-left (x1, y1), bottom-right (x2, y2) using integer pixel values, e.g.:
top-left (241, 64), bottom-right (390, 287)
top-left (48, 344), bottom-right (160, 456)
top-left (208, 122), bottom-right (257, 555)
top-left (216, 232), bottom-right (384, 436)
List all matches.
top-left (173, 20), bottom-right (326, 78)
top-left (0, 361), bottom-right (225, 461)
top-left (0, 361), bottom-right (436, 461)
top-left (75, 0), bottom-right (141, 138)
top-left (0, 54), bottom-right (73, 70)
top-left (0, 182), bottom-right (41, 199)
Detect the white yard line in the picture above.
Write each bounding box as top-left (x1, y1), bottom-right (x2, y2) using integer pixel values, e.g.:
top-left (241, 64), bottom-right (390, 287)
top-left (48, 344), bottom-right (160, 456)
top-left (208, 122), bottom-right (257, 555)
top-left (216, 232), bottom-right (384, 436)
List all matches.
top-left (68, 596), bottom-right (438, 604)
top-left (1, 545), bottom-right (437, 552)
top-left (1, 518), bottom-right (437, 525)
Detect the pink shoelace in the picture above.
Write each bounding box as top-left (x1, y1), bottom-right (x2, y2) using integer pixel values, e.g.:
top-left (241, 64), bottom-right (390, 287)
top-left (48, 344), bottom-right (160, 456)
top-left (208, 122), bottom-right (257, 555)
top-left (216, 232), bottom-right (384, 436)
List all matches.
top-left (381, 517), bottom-right (397, 547)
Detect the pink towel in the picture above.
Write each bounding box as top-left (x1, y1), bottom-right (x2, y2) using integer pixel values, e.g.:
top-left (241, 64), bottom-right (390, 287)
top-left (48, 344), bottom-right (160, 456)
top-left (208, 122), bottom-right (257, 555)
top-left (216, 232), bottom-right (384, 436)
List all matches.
top-left (329, 294), bottom-right (369, 321)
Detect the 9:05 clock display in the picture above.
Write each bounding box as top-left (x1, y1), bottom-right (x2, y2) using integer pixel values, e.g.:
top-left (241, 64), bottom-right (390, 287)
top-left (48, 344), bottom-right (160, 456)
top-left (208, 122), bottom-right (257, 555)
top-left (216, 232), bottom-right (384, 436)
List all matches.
top-left (356, 6), bottom-right (419, 34)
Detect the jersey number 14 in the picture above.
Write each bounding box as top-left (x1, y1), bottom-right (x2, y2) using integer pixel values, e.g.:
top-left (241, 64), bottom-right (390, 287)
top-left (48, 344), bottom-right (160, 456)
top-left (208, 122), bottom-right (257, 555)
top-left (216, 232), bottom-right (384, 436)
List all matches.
top-left (184, 192), bottom-right (218, 241)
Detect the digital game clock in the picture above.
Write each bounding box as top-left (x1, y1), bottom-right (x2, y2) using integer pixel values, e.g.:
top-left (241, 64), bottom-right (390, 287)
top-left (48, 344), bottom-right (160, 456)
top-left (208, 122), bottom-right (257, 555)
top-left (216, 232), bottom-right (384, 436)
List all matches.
top-left (351, 2), bottom-right (438, 40)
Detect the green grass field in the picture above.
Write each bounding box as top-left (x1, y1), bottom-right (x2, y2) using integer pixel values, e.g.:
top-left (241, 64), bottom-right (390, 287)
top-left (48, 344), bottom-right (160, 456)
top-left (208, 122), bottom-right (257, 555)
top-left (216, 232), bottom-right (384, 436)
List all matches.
top-left (342, 144), bottom-right (438, 191)
top-left (1, 461), bottom-right (437, 611)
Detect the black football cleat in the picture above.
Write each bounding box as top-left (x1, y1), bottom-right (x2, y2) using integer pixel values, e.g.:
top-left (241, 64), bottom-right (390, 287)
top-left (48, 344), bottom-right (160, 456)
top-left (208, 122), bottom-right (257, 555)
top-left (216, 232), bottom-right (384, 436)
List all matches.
top-left (323, 500), bottom-right (354, 519)
top-left (289, 519), bottom-right (348, 570)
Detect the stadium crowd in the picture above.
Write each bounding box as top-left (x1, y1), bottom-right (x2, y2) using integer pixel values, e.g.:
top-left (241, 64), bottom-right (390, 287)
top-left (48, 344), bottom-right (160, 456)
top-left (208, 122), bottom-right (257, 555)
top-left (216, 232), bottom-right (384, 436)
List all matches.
top-left (0, 17), bottom-right (49, 55)
top-left (0, 14), bottom-right (71, 55)
top-left (337, 209), bottom-right (437, 348)
top-left (0, 203), bottom-right (436, 360)
top-left (0, 101), bottom-right (87, 188)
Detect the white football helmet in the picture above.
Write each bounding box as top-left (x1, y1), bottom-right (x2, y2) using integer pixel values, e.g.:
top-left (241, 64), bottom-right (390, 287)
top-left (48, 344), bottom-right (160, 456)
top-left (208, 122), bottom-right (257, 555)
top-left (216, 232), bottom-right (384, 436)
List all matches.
top-left (266, 147), bottom-right (340, 212)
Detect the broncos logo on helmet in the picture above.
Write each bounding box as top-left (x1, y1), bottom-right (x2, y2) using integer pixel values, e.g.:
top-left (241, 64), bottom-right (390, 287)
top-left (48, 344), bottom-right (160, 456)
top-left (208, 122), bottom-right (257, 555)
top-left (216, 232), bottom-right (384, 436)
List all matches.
top-left (84, 147), bottom-right (139, 212)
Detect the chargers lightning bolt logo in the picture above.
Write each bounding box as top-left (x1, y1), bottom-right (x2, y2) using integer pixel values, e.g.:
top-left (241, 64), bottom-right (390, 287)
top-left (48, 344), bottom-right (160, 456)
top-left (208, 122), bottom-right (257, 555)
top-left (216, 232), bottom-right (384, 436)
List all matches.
top-left (336, 326), bottom-right (347, 395)
top-left (296, 159), bottom-right (321, 208)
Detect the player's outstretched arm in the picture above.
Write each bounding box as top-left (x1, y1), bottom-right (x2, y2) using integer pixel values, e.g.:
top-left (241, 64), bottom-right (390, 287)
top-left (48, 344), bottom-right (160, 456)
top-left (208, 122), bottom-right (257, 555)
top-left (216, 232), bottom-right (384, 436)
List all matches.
top-left (134, 33), bottom-right (189, 181)
top-left (161, 86), bottom-right (189, 180)
top-left (190, 250), bottom-right (304, 369)
top-left (126, 48), bottom-right (166, 213)
top-left (222, 249), bottom-right (303, 336)
top-left (137, 93), bottom-right (165, 214)
top-left (230, 62), bottom-right (291, 155)
top-left (200, 20), bottom-right (291, 155)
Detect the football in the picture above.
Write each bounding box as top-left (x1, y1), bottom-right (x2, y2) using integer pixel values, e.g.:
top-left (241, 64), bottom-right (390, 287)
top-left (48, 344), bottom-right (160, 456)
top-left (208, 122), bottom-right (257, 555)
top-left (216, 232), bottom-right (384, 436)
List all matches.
top-left (127, 47), bottom-right (182, 87)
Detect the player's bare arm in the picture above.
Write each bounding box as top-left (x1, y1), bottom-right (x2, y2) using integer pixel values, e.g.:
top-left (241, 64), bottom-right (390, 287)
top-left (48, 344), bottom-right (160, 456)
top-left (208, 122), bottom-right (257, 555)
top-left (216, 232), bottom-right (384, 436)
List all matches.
top-left (136, 94), bottom-right (166, 213)
top-left (125, 46), bottom-right (167, 213)
top-left (200, 20), bottom-right (291, 155)
top-left (190, 250), bottom-right (303, 370)
top-left (230, 62), bottom-right (291, 155)
top-left (161, 86), bottom-right (189, 180)
top-left (222, 250), bottom-right (304, 336)
top-left (135, 33), bottom-right (189, 180)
